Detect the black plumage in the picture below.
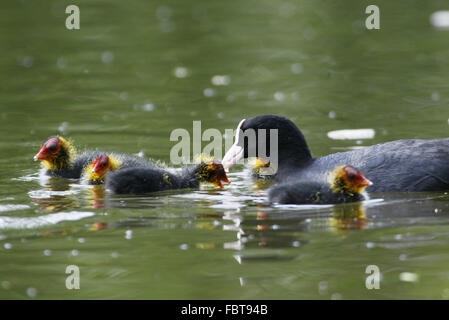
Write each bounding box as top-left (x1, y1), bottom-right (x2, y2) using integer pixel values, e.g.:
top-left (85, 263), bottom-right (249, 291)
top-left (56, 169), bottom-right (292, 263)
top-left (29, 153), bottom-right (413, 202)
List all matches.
top-left (268, 181), bottom-right (365, 205)
top-left (106, 162), bottom-right (229, 194)
top-left (268, 166), bottom-right (371, 205)
top-left (223, 115), bottom-right (449, 192)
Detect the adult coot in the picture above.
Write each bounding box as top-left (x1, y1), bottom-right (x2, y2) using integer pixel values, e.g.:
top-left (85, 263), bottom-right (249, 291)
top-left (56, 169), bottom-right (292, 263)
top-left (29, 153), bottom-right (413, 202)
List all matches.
top-left (34, 136), bottom-right (100, 179)
top-left (268, 165), bottom-right (372, 204)
top-left (106, 161), bottom-right (230, 194)
top-left (222, 115), bottom-right (449, 192)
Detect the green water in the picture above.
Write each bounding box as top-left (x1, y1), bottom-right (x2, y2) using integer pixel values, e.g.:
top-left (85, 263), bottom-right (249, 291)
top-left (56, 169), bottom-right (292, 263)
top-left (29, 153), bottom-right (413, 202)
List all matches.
top-left (1, 0), bottom-right (449, 299)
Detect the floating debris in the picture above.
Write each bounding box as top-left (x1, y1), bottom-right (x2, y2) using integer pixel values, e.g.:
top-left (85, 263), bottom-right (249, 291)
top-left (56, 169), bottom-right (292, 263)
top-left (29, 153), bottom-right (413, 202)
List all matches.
top-left (203, 88), bottom-right (215, 97)
top-left (430, 11), bottom-right (449, 29)
top-left (327, 129), bottom-right (375, 140)
top-left (399, 272), bottom-right (419, 283)
top-left (101, 51), bottom-right (114, 64)
top-left (174, 67), bottom-right (189, 78)
top-left (211, 75), bottom-right (230, 86)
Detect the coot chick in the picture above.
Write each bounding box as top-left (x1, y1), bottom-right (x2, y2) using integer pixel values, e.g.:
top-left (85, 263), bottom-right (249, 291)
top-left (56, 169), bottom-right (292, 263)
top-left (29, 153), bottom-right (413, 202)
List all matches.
top-left (34, 136), bottom-right (99, 179)
top-left (268, 165), bottom-right (372, 204)
top-left (222, 115), bottom-right (449, 192)
top-left (82, 153), bottom-right (151, 185)
top-left (106, 161), bottom-right (230, 194)
top-left (248, 158), bottom-right (275, 179)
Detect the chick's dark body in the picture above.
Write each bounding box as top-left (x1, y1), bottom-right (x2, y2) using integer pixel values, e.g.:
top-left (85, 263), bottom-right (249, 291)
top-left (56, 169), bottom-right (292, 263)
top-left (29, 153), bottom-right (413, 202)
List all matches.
top-left (268, 181), bottom-right (365, 204)
top-left (106, 165), bottom-right (203, 194)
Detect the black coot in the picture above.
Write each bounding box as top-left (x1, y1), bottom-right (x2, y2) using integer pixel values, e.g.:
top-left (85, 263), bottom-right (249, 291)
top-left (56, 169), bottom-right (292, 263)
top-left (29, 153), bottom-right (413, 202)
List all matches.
top-left (222, 115), bottom-right (449, 192)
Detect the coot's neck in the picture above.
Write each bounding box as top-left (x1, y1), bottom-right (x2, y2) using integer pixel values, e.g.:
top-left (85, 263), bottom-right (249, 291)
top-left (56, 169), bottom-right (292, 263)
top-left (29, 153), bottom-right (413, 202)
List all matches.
top-left (277, 137), bottom-right (313, 166)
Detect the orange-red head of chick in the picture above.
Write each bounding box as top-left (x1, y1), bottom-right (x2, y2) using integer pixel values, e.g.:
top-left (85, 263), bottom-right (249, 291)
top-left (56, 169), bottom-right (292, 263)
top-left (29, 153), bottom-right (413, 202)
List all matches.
top-left (330, 165), bottom-right (372, 195)
top-left (197, 161), bottom-right (231, 188)
top-left (85, 154), bottom-right (121, 184)
top-left (34, 136), bottom-right (74, 170)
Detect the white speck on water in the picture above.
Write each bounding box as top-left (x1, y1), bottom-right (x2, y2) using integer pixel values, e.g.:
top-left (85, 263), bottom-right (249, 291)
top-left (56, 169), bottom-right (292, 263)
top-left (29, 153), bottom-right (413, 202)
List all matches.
top-left (135, 150), bottom-right (145, 158)
top-left (318, 281), bottom-right (328, 295)
top-left (431, 92), bottom-right (440, 101)
top-left (395, 234), bottom-right (403, 240)
top-left (226, 95), bottom-right (235, 103)
top-left (291, 63), bottom-right (303, 74)
top-left (156, 5), bottom-right (173, 20)
top-left (179, 243), bottom-right (189, 250)
top-left (71, 249), bottom-right (79, 256)
top-left (430, 11), bottom-right (449, 29)
top-left (101, 51), bottom-right (114, 64)
top-left (142, 103), bottom-right (155, 112)
top-left (292, 241), bottom-right (301, 247)
top-left (174, 67), bottom-right (189, 78)
top-left (271, 224), bottom-right (280, 230)
top-left (57, 57), bottom-right (67, 69)
top-left (399, 254), bottom-right (407, 261)
top-left (239, 277), bottom-right (246, 287)
top-left (78, 238), bottom-right (85, 244)
top-left (356, 140), bottom-right (363, 145)
top-left (119, 92), bottom-right (128, 100)
top-left (399, 272), bottom-right (419, 283)
top-left (58, 122), bottom-right (69, 134)
top-left (125, 230), bottom-right (133, 240)
top-left (331, 293), bottom-right (342, 300)
top-left (26, 287), bottom-right (38, 298)
top-left (19, 56), bottom-right (34, 68)
top-left (248, 91), bottom-right (257, 100)
top-left (211, 75), bottom-right (230, 86)
top-left (203, 88), bottom-right (215, 97)
top-left (274, 92), bottom-right (285, 101)
top-left (217, 112), bottom-right (224, 119)
top-left (43, 249), bottom-right (52, 256)
top-left (0, 235), bottom-right (6, 240)
top-left (213, 220), bottom-right (221, 227)
top-left (328, 111), bottom-right (336, 119)
top-left (435, 208), bottom-right (441, 214)
top-left (111, 252), bottom-right (120, 258)
top-left (1, 281), bottom-right (11, 290)
top-left (366, 242), bottom-right (375, 249)
top-left (4, 243), bottom-right (13, 250)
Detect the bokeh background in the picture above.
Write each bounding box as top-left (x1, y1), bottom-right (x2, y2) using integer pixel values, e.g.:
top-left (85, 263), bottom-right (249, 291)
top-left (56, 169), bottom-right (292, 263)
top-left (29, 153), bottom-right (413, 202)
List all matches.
top-left (1, 0), bottom-right (449, 299)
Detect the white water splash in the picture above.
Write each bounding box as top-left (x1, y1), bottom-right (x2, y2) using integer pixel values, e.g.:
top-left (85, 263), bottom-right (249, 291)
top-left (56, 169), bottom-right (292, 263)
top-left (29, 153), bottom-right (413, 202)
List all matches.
top-left (0, 211), bottom-right (95, 230)
top-left (0, 204), bottom-right (30, 213)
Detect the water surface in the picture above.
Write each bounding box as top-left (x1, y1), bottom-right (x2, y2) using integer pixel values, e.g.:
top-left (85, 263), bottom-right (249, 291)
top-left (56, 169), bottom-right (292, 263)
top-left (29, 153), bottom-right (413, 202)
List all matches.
top-left (1, 0), bottom-right (449, 299)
